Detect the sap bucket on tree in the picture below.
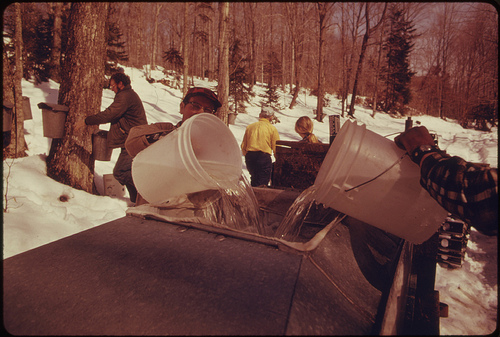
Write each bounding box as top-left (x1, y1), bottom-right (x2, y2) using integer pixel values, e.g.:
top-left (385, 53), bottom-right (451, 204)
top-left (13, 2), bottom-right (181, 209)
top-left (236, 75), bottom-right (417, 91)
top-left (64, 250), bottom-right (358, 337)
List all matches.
top-left (92, 130), bottom-right (113, 161)
top-left (37, 102), bottom-right (69, 138)
top-left (3, 100), bottom-right (14, 132)
top-left (132, 113), bottom-right (243, 204)
top-left (313, 120), bottom-right (447, 244)
top-left (22, 96), bottom-right (32, 120)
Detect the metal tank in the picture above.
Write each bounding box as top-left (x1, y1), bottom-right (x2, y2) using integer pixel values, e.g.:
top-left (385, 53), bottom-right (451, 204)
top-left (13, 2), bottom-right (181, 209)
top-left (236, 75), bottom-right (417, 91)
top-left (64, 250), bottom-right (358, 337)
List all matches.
top-left (3, 186), bottom-right (440, 335)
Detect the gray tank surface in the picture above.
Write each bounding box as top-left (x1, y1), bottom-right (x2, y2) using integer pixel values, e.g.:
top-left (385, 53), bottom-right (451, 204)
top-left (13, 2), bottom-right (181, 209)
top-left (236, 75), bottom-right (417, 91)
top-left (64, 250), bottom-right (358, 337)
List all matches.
top-left (3, 187), bottom-right (436, 335)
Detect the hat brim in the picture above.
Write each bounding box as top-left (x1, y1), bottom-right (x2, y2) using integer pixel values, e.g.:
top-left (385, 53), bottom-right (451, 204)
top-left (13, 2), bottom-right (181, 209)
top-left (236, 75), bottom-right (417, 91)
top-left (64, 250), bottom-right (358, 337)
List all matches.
top-left (184, 91), bottom-right (222, 110)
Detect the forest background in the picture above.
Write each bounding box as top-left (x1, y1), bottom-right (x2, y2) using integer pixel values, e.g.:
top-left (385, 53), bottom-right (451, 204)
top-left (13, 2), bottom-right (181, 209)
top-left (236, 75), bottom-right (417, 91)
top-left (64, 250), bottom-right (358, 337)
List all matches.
top-left (3, 2), bottom-right (498, 192)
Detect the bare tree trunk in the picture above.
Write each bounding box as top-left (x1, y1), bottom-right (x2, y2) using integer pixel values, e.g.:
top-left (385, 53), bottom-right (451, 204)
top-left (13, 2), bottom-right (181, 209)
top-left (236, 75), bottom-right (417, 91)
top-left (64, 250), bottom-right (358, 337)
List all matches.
top-left (136, 4), bottom-right (144, 68)
top-left (5, 3), bottom-right (27, 159)
top-left (289, 37), bottom-right (300, 109)
top-left (290, 39), bottom-right (295, 94)
top-left (340, 3), bottom-right (346, 117)
top-left (281, 22), bottom-right (287, 92)
top-left (349, 3), bottom-right (386, 117)
top-left (316, 3), bottom-right (327, 122)
top-left (46, 2), bottom-right (108, 193)
top-left (151, 3), bottom-right (162, 71)
top-left (182, 2), bottom-right (189, 96)
top-left (244, 3), bottom-right (256, 88)
top-left (372, 24), bottom-right (384, 118)
top-left (217, 2), bottom-right (230, 124)
top-left (50, 2), bottom-right (63, 83)
top-left (208, 8), bottom-right (214, 81)
top-left (286, 2), bottom-right (306, 110)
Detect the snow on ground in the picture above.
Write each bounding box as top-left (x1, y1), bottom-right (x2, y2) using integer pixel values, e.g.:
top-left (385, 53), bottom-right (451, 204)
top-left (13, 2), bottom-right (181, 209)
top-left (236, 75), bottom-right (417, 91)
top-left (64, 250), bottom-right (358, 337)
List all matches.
top-left (3, 65), bottom-right (497, 335)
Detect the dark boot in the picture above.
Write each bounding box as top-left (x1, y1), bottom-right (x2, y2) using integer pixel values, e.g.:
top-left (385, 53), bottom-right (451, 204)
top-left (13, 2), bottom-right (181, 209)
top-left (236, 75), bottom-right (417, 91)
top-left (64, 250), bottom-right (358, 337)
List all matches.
top-left (125, 184), bottom-right (138, 203)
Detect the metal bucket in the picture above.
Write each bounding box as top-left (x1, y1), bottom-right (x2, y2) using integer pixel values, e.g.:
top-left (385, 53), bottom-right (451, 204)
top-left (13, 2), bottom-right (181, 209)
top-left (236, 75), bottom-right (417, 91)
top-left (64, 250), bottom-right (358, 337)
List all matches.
top-left (103, 174), bottom-right (125, 197)
top-left (22, 96), bottom-right (32, 120)
top-left (38, 102), bottom-right (69, 139)
top-left (92, 130), bottom-right (113, 161)
top-left (3, 100), bottom-right (14, 132)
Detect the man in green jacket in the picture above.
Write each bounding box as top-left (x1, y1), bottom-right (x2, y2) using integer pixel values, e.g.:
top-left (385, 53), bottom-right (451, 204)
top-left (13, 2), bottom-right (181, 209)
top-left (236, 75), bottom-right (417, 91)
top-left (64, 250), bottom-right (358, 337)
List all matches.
top-left (75, 72), bottom-right (148, 203)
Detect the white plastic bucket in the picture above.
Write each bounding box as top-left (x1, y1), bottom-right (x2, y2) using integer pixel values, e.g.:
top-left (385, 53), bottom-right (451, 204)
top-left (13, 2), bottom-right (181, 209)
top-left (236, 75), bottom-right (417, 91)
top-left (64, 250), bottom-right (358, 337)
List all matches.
top-left (132, 113), bottom-right (243, 204)
top-left (313, 120), bottom-right (448, 244)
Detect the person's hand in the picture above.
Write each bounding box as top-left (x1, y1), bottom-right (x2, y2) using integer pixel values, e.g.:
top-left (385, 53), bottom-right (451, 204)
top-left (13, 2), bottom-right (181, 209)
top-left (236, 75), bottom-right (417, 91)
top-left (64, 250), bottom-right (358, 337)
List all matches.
top-left (394, 126), bottom-right (436, 154)
top-left (74, 119), bottom-right (86, 132)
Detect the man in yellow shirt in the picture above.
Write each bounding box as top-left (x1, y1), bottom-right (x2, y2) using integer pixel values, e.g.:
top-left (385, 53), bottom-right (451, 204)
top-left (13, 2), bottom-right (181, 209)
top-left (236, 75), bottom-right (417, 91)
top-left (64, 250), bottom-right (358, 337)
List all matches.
top-left (241, 107), bottom-right (280, 187)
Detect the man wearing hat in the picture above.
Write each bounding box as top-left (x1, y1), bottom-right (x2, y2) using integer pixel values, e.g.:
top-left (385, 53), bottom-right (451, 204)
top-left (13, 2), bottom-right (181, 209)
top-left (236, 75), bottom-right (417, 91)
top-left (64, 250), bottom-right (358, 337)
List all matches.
top-left (124, 87), bottom-right (222, 205)
top-left (125, 87), bottom-right (222, 157)
top-left (241, 107), bottom-right (280, 187)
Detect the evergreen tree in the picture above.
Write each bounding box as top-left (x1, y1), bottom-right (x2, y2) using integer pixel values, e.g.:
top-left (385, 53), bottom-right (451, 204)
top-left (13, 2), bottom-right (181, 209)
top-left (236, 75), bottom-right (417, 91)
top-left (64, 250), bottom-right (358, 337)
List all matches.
top-left (229, 39), bottom-right (253, 114)
top-left (162, 47), bottom-right (184, 73)
top-left (379, 5), bottom-right (415, 115)
top-left (4, 4), bottom-right (59, 84)
top-left (105, 20), bottom-right (129, 75)
top-left (259, 84), bottom-right (281, 110)
top-left (263, 51), bottom-right (282, 88)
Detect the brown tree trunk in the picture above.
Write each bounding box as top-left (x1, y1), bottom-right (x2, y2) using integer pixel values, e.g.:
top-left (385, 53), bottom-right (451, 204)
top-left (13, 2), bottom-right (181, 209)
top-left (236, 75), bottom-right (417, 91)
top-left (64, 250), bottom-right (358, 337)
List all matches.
top-left (316, 3), bottom-right (327, 122)
top-left (182, 2), bottom-right (189, 97)
top-left (349, 3), bottom-right (387, 117)
top-left (372, 25), bottom-right (384, 118)
top-left (348, 29), bottom-right (369, 117)
top-left (46, 2), bottom-right (108, 193)
top-left (217, 2), bottom-right (230, 125)
top-left (4, 2), bottom-right (27, 159)
top-left (244, 3), bottom-right (256, 88)
top-left (151, 3), bottom-right (162, 72)
top-left (208, 7), bottom-right (215, 81)
top-left (286, 2), bottom-right (304, 110)
top-left (50, 2), bottom-right (63, 83)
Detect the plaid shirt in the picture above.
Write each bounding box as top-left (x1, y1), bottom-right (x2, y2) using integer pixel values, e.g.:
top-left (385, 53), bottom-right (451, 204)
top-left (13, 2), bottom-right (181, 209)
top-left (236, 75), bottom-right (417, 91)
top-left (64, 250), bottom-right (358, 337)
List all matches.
top-left (420, 151), bottom-right (498, 235)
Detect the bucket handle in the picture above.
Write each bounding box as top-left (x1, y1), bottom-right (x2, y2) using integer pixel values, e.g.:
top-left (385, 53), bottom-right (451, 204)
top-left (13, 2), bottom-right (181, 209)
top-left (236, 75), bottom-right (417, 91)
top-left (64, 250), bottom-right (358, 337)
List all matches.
top-left (344, 153), bottom-right (408, 192)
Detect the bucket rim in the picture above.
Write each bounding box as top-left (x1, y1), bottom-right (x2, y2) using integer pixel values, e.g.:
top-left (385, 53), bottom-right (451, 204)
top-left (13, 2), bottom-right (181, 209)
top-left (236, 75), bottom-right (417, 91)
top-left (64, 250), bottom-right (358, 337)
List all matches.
top-left (177, 114), bottom-right (241, 189)
top-left (314, 120), bottom-right (366, 200)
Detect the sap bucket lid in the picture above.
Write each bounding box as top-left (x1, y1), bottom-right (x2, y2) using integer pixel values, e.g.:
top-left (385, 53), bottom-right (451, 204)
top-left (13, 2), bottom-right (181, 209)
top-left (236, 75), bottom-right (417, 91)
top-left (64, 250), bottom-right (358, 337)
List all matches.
top-left (37, 102), bottom-right (69, 112)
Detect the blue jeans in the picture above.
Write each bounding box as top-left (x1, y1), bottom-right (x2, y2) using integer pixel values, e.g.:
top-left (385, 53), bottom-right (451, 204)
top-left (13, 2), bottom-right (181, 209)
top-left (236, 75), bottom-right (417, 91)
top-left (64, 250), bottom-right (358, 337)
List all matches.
top-left (245, 151), bottom-right (272, 187)
top-left (113, 148), bottom-right (137, 202)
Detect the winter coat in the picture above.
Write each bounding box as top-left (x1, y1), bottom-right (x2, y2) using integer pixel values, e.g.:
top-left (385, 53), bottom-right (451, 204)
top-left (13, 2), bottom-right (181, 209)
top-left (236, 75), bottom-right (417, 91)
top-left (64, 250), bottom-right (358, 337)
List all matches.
top-left (241, 118), bottom-right (280, 156)
top-left (85, 85), bottom-right (148, 148)
top-left (125, 122), bottom-right (178, 157)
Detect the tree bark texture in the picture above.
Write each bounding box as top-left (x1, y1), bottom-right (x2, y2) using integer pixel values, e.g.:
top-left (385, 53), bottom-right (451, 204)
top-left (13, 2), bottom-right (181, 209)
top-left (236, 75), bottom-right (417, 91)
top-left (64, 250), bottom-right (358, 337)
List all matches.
top-left (4, 2), bottom-right (28, 159)
top-left (316, 3), bottom-right (327, 122)
top-left (217, 2), bottom-right (230, 124)
top-left (46, 2), bottom-right (108, 193)
top-left (50, 2), bottom-right (63, 83)
top-left (182, 2), bottom-right (189, 97)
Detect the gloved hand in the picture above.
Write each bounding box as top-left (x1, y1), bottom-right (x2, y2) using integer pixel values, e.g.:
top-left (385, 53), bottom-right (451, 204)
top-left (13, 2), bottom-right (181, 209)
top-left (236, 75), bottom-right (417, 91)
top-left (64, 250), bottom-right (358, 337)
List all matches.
top-left (394, 126), bottom-right (436, 154)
